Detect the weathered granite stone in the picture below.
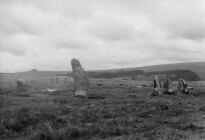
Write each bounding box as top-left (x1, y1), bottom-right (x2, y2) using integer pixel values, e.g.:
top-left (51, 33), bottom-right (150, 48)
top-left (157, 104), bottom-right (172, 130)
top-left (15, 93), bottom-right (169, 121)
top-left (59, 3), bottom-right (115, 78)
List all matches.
top-left (178, 79), bottom-right (193, 94)
top-left (16, 79), bottom-right (27, 94)
top-left (0, 74), bottom-right (2, 94)
top-left (164, 75), bottom-right (175, 94)
top-left (178, 78), bottom-right (185, 90)
top-left (71, 58), bottom-right (89, 98)
top-left (152, 76), bottom-right (162, 96)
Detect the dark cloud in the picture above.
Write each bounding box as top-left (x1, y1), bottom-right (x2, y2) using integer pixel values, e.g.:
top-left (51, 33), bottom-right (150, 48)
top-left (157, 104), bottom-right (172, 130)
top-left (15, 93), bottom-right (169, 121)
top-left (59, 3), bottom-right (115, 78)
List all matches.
top-left (181, 30), bottom-right (205, 41)
top-left (0, 45), bottom-right (26, 56)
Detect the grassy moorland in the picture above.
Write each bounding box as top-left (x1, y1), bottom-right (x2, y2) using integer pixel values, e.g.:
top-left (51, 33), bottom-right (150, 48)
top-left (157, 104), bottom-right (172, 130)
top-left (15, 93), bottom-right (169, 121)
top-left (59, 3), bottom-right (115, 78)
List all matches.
top-left (0, 73), bottom-right (205, 140)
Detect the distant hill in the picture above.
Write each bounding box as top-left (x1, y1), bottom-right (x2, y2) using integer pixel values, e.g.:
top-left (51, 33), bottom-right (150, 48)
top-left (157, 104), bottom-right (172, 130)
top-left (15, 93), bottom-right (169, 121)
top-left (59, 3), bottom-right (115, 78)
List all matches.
top-left (85, 62), bottom-right (204, 80)
top-left (85, 69), bottom-right (200, 81)
top-left (145, 70), bottom-right (200, 81)
top-left (1, 62), bottom-right (204, 81)
top-left (137, 62), bottom-right (205, 80)
top-left (87, 69), bottom-right (144, 79)
top-left (85, 62), bottom-right (205, 80)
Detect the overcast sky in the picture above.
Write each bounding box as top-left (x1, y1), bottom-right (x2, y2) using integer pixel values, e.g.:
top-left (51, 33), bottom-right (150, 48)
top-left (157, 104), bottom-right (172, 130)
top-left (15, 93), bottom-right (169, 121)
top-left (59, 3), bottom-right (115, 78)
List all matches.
top-left (0, 0), bottom-right (205, 72)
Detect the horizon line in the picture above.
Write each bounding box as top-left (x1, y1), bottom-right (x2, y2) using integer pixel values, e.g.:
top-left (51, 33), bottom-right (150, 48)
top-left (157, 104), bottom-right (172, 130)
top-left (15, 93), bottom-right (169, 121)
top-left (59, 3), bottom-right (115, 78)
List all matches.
top-left (0, 61), bottom-right (204, 74)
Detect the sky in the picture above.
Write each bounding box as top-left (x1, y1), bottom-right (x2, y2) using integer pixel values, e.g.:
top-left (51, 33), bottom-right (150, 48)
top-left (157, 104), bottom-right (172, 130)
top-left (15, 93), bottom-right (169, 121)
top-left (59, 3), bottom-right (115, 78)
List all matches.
top-left (0, 0), bottom-right (205, 72)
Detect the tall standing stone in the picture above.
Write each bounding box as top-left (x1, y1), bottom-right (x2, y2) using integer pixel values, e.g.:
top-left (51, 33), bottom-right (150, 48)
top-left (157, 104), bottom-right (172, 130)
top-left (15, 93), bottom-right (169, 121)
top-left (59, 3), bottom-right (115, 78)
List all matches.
top-left (178, 78), bottom-right (193, 94)
top-left (165, 75), bottom-right (171, 90)
top-left (164, 75), bottom-right (175, 94)
top-left (0, 74), bottom-right (2, 94)
top-left (71, 58), bottom-right (89, 98)
top-left (16, 79), bottom-right (27, 94)
top-left (178, 78), bottom-right (185, 90)
top-left (152, 76), bottom-right (162, 96)
top-left (0, 74), bottom-right (3, 113)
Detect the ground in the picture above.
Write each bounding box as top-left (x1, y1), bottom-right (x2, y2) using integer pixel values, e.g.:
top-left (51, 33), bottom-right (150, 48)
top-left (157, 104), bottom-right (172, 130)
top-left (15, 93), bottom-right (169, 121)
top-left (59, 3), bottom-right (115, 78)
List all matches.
top-left (0, 73), bottom-right (205, 140)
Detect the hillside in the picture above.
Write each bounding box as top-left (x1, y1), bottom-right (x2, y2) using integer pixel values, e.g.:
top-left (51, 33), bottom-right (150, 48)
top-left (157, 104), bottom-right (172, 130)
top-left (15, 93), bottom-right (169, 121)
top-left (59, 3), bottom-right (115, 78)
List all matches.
top-left (145, 70), bottom-right (200, 81)
top-left (85, 62), bottom-right (204, 80)
top-left (138, 62), bottom-right (205, 80)
top-left (86, 70), bottom-right (144, 79)
top-left (88, 62), bottom-right (205, 80)
top-left (1, 62), bottom-right (204, 80)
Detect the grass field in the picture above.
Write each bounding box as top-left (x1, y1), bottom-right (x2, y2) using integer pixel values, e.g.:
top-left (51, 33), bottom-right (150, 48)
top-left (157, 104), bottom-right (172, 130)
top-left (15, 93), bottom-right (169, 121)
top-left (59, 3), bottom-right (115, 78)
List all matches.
top-left (0, 73), bottom-right (205, 140)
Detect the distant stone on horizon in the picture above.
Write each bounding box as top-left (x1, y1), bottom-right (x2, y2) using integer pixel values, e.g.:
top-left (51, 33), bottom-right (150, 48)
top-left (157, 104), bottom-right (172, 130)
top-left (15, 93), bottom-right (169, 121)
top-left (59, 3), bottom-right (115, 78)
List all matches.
top-left (71, 58), bottom-right (89, 98)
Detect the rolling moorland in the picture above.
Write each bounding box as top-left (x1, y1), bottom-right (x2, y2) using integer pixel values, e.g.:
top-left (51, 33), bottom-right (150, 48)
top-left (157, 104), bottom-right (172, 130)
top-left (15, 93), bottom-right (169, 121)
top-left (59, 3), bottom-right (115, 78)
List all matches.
top-left (139, 62), bottom-right (205, 80)
top-left (87, 62), bottom-right (205, 80)
top-left (0, 62), bottom-right (205, 139)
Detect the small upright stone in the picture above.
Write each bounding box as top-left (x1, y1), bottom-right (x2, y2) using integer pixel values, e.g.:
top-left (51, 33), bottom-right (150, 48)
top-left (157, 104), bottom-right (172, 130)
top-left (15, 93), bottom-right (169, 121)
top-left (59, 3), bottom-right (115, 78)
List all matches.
top-left (178, 78), bottom-right (193, 94)
top-left (178, 78), bottom-right (185, 90)
top-left (152, 76), bottom-right (162, 96)
top-left (164, 75), bottom-right (175, 94)
top-left (0, 74), bottom-right (2, 94)
top-left (71, 58), bottom-right (89, 98)
top-left (16, 79), bottom-right (27, 94)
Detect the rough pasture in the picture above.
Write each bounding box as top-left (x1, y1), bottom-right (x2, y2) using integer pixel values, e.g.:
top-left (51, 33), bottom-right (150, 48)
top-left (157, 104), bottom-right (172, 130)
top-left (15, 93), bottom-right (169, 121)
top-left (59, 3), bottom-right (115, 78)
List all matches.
top-left (0, 72), bottom-right (205, 140)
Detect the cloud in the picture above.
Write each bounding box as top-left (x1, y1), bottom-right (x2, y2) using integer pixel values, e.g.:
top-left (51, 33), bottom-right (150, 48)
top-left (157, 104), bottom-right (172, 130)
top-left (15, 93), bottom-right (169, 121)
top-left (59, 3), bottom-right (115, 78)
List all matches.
top-left (0, 0), bottom-right (204, 72)
top-left (144, 0), bottom-right (205, 40)
top-left (86, 17), bottom-right (135, 41)
top-left (56, 39), bottom-right (88, 50)
top-left (0, 34), bottom-right (29, 56)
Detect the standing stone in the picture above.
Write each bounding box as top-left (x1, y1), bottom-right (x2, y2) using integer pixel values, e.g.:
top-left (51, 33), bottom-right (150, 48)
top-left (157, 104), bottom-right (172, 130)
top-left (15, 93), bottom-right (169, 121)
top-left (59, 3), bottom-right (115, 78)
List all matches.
top-left (152, 76), bottom-right (162, 96)
top-left (16, 79), bottom-right (27, 94)
top-left (165, 75), bottom-right (171, 90)
top-left (64, 78), bottom-right (68, 84)
top-left (0, 74), bottom-right (2, 94)
top-left (164, 75), bottom-right (175, 94)
top-left (178, 79), bottom-right (193, 94)
top-left (178, 78), bottom-right (185, 90)
top-left (71, 58), bottom-right (89, 98)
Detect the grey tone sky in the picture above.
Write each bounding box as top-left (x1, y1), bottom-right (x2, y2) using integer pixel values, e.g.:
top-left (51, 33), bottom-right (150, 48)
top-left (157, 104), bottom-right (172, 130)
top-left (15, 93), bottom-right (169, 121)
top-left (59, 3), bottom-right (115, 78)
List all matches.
top-left (0, 0), bottom-right (205, 72)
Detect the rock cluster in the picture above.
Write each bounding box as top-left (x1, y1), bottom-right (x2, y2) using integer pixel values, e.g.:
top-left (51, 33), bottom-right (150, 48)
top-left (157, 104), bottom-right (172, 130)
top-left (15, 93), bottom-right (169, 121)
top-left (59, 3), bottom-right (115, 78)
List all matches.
top-left (152, 75), bottom-right (194, 96)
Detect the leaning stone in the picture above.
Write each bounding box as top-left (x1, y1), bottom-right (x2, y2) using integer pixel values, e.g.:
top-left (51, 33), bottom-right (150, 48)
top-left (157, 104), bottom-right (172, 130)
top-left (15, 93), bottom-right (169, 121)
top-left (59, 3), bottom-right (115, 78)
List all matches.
top-left (71, 58), bottom-right (89, 98)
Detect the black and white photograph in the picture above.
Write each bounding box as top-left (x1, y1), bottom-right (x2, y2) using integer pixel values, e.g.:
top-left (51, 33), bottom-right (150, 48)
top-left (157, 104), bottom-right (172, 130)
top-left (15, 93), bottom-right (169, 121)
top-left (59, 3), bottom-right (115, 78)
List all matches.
top-left (0, 0), bottom-right (205, 139)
